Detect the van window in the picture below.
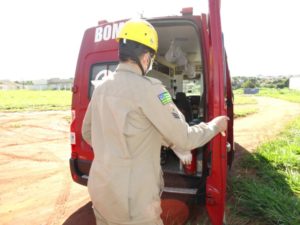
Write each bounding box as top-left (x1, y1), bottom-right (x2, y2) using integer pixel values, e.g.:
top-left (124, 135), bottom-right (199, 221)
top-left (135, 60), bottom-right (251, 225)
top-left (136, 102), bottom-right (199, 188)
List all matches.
top-left (183, 76), bottom-right (203, 96)
top-left (89, 63), bottom-right (118, 98)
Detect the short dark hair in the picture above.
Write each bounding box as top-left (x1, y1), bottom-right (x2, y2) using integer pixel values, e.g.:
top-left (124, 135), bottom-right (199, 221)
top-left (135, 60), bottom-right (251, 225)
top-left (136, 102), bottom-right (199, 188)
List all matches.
top-left (119, 39), bottom-right (155, 62)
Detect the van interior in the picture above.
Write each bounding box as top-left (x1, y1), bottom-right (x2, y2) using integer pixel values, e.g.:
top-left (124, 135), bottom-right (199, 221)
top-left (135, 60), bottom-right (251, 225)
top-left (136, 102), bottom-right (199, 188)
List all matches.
top-left (148, 20), bottom-right (206, 202)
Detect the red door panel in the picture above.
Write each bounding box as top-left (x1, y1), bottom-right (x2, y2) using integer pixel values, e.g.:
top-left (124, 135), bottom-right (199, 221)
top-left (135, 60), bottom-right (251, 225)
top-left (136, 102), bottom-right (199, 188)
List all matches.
top-left (205, 0), bottom-right (227, 224)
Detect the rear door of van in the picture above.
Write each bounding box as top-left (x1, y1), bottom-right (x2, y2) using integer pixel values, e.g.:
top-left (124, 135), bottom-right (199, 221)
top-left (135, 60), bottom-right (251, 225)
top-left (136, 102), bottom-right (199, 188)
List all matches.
top-left (70, 21), bottom-right (124, 185)
top-left (202, 0), bottom-right (228, 224)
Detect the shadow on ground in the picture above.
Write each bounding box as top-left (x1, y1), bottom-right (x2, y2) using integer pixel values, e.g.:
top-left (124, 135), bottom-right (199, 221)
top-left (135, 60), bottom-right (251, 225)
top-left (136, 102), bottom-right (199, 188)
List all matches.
top-left (62, 200), bottom-right (189, 225)
top-left (62, 202), bottom-right (96, 225)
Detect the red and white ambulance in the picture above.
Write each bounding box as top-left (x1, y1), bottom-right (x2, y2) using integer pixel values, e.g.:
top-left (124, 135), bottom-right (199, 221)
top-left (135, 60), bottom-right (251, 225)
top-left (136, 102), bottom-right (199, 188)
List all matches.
top-left (69, 1), bottom-right (234, 224)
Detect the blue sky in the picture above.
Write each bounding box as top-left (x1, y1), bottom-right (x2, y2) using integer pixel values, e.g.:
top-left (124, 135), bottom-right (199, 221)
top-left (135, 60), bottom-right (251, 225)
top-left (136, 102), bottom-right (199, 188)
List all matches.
top-left (0, 0), bottom-right (299, 80)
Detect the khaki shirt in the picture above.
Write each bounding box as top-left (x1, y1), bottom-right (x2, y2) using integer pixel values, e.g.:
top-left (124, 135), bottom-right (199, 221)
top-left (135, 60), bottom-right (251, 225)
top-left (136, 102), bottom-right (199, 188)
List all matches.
top-left (82, 63), bottom-right (218, 224)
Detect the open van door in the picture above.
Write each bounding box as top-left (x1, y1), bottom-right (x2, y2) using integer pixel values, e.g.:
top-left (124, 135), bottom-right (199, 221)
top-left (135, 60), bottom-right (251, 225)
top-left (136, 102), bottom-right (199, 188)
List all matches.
top-left (205, 0), bottom-right (227, 224)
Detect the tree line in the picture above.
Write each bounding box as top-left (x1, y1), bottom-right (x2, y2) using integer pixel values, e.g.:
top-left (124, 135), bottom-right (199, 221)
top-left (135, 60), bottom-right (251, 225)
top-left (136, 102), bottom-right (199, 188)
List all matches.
top-left (231, 76), bottom-right (289, 90)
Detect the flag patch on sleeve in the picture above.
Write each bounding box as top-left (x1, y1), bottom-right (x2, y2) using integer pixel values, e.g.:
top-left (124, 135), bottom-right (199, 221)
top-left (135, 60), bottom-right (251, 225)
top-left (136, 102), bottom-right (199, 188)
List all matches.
top-left (158, 91), bottom-right (172, 105)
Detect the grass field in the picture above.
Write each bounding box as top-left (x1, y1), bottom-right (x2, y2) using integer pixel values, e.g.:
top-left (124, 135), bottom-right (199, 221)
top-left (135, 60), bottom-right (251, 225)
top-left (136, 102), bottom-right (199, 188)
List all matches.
top-left (0, 90), bottom-right (72, 111)
top-left (233, 93), bottom-right (258, 118)
top-left (233, 88), bottom-right (300, 118)
top-left (229, 116), bottom-right (300, 225)
top-left (258, 88), bottom-right (300, 103)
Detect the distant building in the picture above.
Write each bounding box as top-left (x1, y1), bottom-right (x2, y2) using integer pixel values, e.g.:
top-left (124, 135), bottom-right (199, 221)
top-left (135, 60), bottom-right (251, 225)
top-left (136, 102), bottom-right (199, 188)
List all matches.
top-left (47, 78), bottom-right (73, 90)
top-left (31, 79), bottom-right (48, 90)
top-left (289, 75), bottom-right (300, 90)
top-left (0, 80), bottom-right (21, 90)
top-left (27, 78), bottom-right (73, 90)
top-left (0, 78), bottom-right (73, 90)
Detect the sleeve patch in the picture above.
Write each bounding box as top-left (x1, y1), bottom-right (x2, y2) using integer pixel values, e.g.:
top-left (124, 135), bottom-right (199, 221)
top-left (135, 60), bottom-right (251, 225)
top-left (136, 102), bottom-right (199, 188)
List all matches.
top-left (158, 91), bottom-right (172, 105)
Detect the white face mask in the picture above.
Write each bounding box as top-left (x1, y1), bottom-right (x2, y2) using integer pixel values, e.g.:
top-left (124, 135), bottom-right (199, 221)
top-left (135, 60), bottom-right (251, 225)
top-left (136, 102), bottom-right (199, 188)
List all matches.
top-left (146, 54), bottom-right (154, 74)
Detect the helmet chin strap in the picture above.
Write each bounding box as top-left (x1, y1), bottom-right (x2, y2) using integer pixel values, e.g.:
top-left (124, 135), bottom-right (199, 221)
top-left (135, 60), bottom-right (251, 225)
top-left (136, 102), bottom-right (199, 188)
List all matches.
top-left (133, 53), bottom-right (151, 76)
top-left (135, 56), bottom-right (146, 76)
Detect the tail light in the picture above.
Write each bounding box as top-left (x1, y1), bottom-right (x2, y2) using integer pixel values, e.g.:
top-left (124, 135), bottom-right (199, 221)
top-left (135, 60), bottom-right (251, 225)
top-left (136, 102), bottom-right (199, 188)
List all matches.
top-left (70, 110), bottom-right (77, 157)
top-left (70, 110), bottom-right (76, 145)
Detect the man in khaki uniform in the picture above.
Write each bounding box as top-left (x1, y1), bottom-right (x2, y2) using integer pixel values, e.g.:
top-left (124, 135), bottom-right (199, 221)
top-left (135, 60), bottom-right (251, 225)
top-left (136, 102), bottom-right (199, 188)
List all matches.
top-left (82, 19), bottom-right (228, 225)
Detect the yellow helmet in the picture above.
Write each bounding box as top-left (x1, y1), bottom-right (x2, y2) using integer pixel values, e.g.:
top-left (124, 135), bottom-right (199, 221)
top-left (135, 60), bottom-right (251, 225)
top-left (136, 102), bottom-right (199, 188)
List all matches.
top-left (117, 19), bottom-right (158, 53)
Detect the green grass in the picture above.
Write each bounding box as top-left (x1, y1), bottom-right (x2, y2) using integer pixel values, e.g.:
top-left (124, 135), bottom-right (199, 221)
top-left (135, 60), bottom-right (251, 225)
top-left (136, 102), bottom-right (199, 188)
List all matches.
top-left (233, 87), bottom-right (300, 118)
top-left (234, 95), bottom-right (257, 105)
top-left (0, 90), bottom-right (72, 111)
top-left (234, 106), bottom-right (258, 118)
top-left (234, 88), bottom-right (300, 103)
top-left (233, 93), bottom-right (258, 118)
top-left (229, 117), bottom-right (300, 225)
top-left (257, 88), bottom-right (300, 103)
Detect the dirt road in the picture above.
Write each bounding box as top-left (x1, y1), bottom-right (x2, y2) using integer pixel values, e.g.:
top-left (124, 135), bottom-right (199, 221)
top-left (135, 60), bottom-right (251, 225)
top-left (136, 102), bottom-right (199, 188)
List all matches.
top-left (0, 97), bottom-right (300, 225)
top-left (234, 96), bottom-right (300, 152)
top-left (0, 111), bottom-right (91, 225)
